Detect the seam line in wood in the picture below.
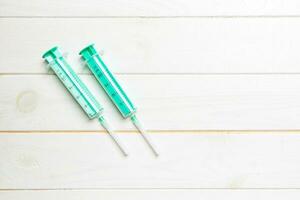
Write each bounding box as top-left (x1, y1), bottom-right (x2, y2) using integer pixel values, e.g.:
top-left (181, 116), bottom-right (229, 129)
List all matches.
top-left (3, 73), bottom-right (300, 76)
top-left (1, 130), bottom-right (300, 134)
top-left (1, 188), bottom-right (300, 191)
top-left (3, 16), bottom-right (300, 18)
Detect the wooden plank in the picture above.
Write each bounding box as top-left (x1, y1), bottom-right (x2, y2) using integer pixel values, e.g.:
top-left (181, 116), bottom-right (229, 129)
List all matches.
top-left (1, 75), bottom-right (300, 131)
top-left (1, 0), bottom-right (300, 16)
top-left (1, 189), bottom-right (300, 200)
top-left (1, 18), bottom-right (300, 74)
top-left (1, 132), bottom-right (300, 188)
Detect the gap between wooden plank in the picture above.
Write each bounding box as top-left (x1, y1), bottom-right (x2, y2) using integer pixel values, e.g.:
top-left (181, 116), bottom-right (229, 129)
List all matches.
top-left (4, 16), bottom-right (300, 18)
top-left (4, 73), bottom-right (300, 75)
top-left (2, 188), bottom-right (300, 190)
top-left (2, 130), bottom-right (300, 134)
top-left (1, 189), bottom-right (300, 200)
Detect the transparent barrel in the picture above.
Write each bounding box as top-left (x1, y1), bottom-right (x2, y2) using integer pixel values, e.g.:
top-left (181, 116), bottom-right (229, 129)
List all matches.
top-left (43, 47), bottom-right (103, 119)
top-left (79, 44), bottom-right (136, 118)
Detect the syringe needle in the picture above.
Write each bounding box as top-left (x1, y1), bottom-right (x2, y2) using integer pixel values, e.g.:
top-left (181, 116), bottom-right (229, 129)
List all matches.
top-left (131, 115), bottom-right (159, 157)
top-left (98, 116), bottom-right (128, 157)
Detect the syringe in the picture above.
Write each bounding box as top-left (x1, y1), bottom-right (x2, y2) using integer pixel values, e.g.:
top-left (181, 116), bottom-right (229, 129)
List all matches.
top-left (42, 47), bottom-right (128, 156)
top-left (79, 44), bottom-right (159, 156)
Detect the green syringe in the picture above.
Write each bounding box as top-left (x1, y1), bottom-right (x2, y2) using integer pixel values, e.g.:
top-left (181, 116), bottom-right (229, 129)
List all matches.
top-left (42, 47), bottom-right (128, 156)
top-left (79, 44), bottom-right (159, 156)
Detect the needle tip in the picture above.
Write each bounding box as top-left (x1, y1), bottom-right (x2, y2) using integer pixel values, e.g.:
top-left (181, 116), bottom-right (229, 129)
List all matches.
top-left (99, 116), bottom-right (129, 157)
top-left (131, 115), bottom-right (159, 157)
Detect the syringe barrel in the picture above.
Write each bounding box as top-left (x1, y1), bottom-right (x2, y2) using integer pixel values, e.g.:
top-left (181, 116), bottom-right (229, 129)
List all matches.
top-left (43, 47), bottom-right (103, 119)
top-left (79, 44), bottom-right (136, 118)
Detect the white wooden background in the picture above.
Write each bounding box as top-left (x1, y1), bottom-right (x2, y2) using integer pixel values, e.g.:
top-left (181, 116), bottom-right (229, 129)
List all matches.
top-left (1, 0), bottom-right (300, 199)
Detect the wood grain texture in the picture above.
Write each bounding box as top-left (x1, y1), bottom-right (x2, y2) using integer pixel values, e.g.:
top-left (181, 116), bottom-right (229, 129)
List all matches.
top-left (1, 0), bottom-right (300, 16)
top-left (1, 75), bottom-right (300, 131)
top-left (2, 0), bottom-right (300, 196)
top-left (1, 18), bottom-right (300, 74)
top-left (1, 189), bottom-right (300, 200)
top-left (1, 132), bottom-right (300, 189)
